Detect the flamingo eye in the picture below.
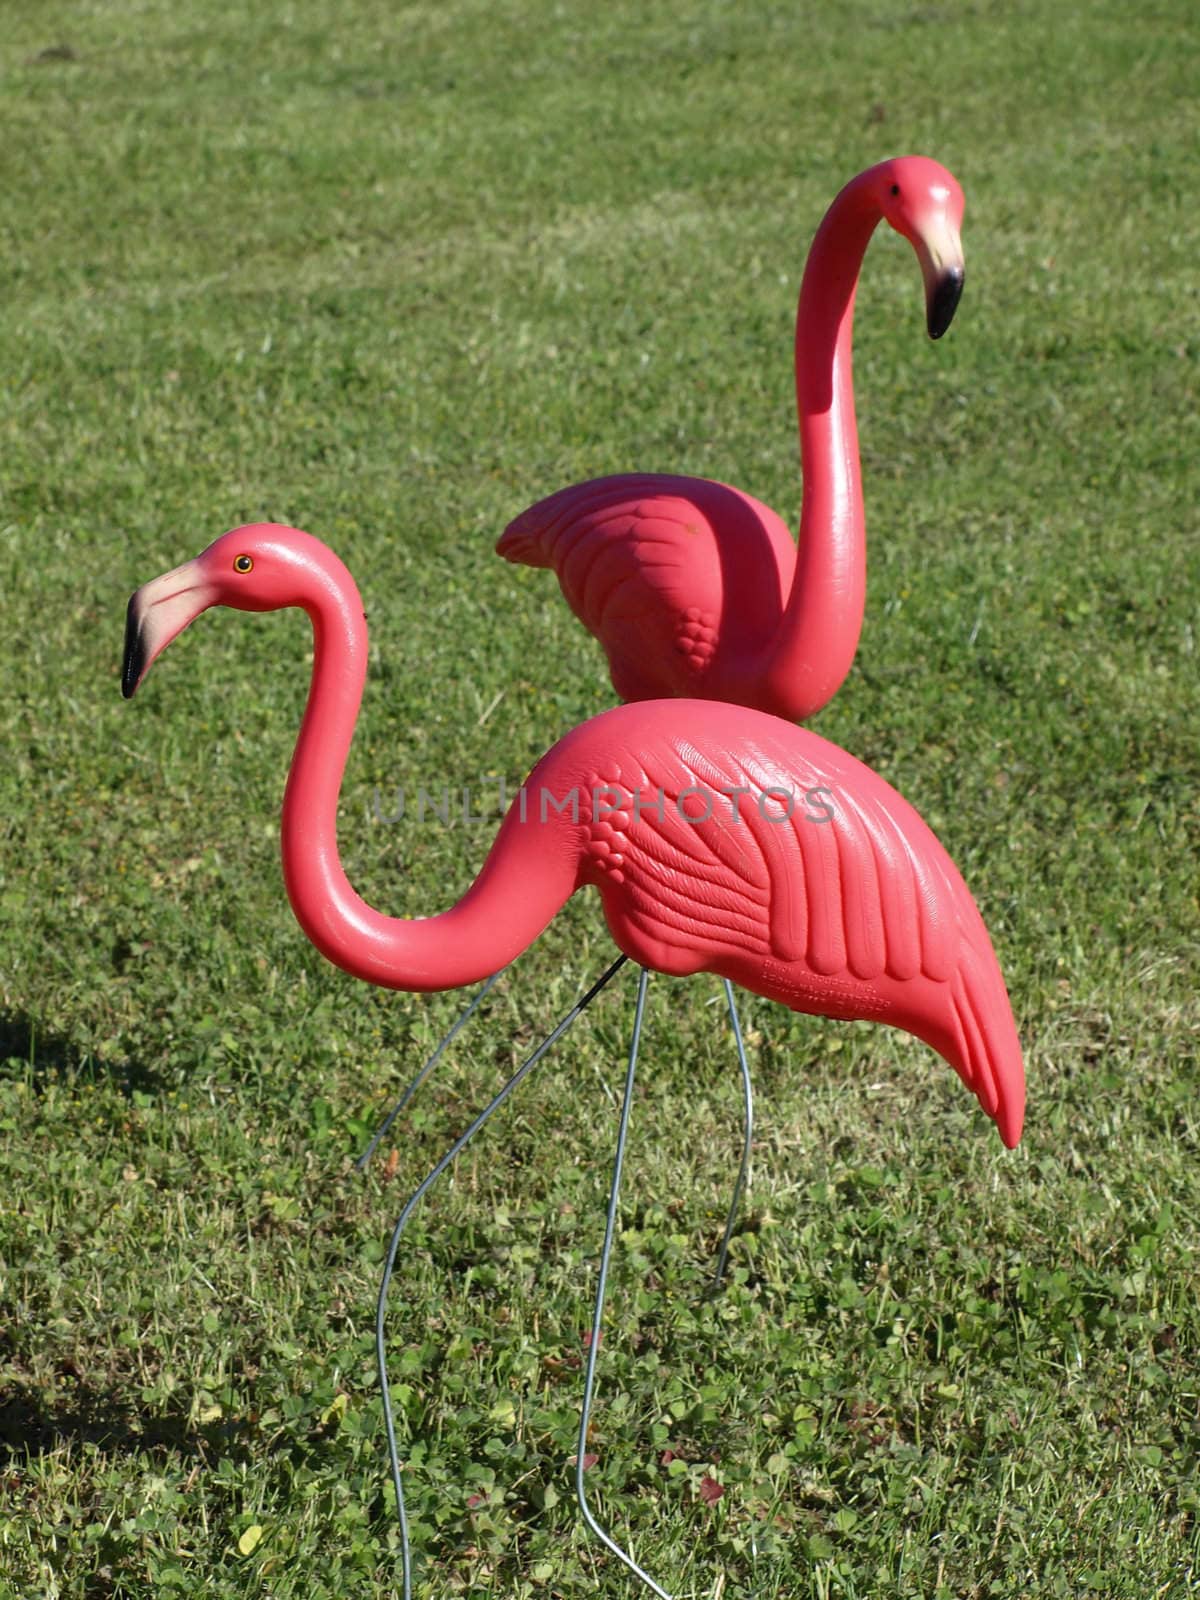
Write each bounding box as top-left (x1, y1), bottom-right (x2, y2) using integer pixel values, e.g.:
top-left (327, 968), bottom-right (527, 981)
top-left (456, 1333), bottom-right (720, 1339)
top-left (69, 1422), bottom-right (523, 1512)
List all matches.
top-left (890, 183), bottom-right (900, 197)
top-left (233, 554), bottom-right (254, 574)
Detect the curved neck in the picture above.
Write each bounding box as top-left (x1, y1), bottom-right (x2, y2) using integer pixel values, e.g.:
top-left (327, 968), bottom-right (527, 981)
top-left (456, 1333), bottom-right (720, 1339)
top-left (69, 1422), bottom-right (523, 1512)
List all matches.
top-left (760, 177), bottom-right (881, 719)
top-left (280, 565), bottom-right (575, 991)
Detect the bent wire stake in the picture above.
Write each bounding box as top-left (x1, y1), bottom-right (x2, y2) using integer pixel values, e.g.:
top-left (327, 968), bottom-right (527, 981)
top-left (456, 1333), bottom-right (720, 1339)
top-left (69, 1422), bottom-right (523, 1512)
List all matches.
top-left (376, 956), bottom-right (629, 1600)
top-left (355, 969), bottom-right (505, 1172)
top-left (712, 978), bottom-right (754, 1290)
top-left (574, 967), bottom-right (672, 1598)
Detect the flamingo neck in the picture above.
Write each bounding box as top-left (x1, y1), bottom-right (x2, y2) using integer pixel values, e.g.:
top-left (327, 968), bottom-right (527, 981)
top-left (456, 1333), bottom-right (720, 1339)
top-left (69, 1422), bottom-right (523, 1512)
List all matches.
top-left (759, 178), bottom-right (880, 720)
top-left (280, 564), bottom-right (573, 991)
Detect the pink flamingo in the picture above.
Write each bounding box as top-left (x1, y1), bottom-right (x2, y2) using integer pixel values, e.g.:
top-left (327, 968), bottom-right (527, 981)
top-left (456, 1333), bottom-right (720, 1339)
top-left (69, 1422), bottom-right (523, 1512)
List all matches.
top-left (498, 155), bottom-right (965, 720)
top-left (123, 524), bottom-right (1022, 1597)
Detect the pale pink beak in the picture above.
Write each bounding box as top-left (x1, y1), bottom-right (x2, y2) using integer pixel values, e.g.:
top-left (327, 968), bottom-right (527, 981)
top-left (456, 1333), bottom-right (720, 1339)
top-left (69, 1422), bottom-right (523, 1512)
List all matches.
top-left (122, 557), bottom-right (218, 698)
top-left (914, 213), bottom-right (965, 339)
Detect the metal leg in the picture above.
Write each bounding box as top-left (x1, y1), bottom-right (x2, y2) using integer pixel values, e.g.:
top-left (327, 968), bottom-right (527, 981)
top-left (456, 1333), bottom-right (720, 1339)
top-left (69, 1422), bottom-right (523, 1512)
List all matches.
top-left (375, 955), bottom-right (629, 1600)
top-left (355, 969), bottom-right (505, 1173)
top-left (575, 968), bottom-right (671, 1599)
top-left (711, 979), bottom-right (754, 1289)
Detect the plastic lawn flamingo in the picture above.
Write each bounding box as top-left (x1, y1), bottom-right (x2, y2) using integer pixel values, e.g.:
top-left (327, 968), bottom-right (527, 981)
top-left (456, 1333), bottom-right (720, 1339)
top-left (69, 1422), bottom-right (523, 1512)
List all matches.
top-left (123, 524), bottom-right (1023, 1598)
top-left (498, 156), bottom-right (966, 720)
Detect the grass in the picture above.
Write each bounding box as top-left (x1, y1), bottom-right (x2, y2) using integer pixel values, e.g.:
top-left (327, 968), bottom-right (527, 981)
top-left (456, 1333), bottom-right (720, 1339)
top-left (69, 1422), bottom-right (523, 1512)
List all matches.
top-left (1, 0), bottom-right (1198, 1594)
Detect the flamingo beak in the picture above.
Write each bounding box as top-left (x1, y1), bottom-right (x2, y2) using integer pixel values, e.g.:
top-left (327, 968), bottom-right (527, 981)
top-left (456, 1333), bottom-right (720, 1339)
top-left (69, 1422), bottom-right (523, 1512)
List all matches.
top-left (122, 557), bottom-right (218, 698)
top-left (915, 218), bottom-right (965, 340)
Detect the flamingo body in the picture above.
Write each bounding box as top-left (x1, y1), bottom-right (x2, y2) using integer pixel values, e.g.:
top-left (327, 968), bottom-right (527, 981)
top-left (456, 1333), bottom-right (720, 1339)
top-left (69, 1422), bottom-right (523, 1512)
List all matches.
top-left (123, 524), bottom-right (1023, 1150)
top-left (462, 696), bottom-right (1022, 1148)
top-left (499, 157), bottom-right (967, 720)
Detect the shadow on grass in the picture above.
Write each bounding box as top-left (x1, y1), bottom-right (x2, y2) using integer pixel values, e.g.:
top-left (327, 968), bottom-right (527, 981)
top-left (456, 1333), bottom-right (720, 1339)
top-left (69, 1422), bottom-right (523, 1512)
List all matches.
top-left (0, 1379), bottom-right (257, 1465)
top-left (0, 1009), bottom-right (167, 1097)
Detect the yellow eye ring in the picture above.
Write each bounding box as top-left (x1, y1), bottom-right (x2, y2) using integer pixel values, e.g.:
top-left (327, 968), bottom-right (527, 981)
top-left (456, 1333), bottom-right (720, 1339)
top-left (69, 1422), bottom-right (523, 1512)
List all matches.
top-left (233, 554), bottom-right (253, 574)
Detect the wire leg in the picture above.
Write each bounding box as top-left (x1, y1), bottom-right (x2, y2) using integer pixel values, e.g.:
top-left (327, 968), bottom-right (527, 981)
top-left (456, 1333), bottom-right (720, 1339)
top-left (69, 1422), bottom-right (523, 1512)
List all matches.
top-left (576, 968), bottom-right (671, 1600)
top-left (376, 955), bottom-right (629, 1600)
top-left (711, 978), bottom-right (754, 1290)
top-left (355, 969), bottom-right (505, 1172)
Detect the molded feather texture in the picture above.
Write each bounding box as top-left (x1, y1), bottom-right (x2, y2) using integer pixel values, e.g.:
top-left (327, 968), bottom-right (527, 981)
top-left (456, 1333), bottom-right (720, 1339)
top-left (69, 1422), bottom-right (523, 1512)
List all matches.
top-left (515, 700), bottom-right (1024, 1148)
top-left (499, 474), bottom-right (796, 705)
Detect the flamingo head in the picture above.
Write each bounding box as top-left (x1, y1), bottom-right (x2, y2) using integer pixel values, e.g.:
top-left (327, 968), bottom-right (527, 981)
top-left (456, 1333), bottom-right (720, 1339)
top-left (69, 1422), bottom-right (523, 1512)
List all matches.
top-left (122, 523), bottom-right (348, 697)
top-left (871, 156), bottom-right (966, 339)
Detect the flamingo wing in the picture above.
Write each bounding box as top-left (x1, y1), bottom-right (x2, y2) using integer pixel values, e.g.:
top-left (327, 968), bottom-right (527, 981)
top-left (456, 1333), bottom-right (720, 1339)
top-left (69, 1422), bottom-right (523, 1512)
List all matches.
top-left (570, 706), bottom-right (1024, 1145)
top-left (581, 720), bottom-right (955, 979)
top-left (498, 475), bottom-right (795, 701)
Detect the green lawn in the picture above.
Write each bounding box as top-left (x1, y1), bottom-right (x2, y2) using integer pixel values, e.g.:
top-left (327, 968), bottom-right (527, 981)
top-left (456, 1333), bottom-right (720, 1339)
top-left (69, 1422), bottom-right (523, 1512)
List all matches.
top-left (2, 0), bottom-right (1198, 1595)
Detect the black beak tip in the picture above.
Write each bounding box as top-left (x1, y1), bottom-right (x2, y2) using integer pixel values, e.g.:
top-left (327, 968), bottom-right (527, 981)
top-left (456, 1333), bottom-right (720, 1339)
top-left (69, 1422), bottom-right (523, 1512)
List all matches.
top-left (927, 266), bottom-right (965, 341)
top-left (122, 593), bottom-right (145, 699)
